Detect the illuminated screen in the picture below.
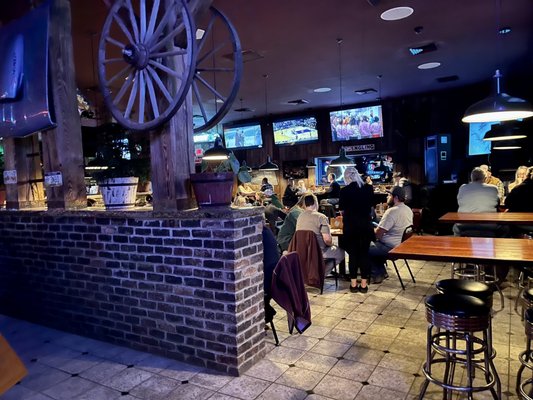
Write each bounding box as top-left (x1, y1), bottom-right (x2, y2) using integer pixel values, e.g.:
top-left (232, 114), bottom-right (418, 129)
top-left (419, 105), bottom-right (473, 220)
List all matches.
top-left (330, 105), bottom-right (383, 141)
top-left (468, 122), bottom-right (497, 156)
top-left (223, 124), bottom-right (263, 149)
top-left (273, 116), bottom-right (319, 145)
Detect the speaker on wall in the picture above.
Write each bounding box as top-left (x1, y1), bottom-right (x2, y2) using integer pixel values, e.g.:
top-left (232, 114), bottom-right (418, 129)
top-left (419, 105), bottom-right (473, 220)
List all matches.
top-left (425, 134), bottom-right (451, 184)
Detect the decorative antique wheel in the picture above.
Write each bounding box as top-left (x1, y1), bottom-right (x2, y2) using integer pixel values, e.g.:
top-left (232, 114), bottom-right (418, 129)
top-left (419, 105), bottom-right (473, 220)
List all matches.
top-left (98, 0), bottom-right (196, 131)
top-left (192, 6), bottom-right (242, 133)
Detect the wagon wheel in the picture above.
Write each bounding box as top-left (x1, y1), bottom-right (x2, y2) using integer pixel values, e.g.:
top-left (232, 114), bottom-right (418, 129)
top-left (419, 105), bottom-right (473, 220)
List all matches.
top-left (192, 6), bottom-right (242, 133)
top-left (98, 0), bottom-right (196, 131)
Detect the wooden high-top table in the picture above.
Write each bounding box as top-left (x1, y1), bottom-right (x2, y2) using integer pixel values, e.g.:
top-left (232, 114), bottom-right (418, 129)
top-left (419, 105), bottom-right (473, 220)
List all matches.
top-left (389, 236), bottom-right (533, 266)
top-left (439, 212), bottom-right (533, 225)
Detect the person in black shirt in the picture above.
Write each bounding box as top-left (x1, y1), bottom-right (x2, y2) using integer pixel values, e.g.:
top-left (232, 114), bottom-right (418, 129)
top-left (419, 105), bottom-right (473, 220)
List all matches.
top-left (505, 166), bottom-right (533, 234)
top-left (282, 178), bottom-right (299, 208)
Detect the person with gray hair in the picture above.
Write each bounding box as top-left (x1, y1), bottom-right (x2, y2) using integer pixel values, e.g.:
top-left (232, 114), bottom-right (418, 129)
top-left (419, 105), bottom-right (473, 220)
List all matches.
top-left (338, 167), bottom-right (375, 293)
top-left (452, 166), bottom-right (501, 236)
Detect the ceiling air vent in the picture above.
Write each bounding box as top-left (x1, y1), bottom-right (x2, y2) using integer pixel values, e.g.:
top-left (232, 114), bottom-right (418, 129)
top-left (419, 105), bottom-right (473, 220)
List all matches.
top-left (287, 99), bottom-right (309, 105)
top-left (222, 49), bottom-right (263, 63)
top-left (234, 107), bottom-right (254, 112)
top-left (354, 88), bottom-right (377, 95)
top-left (436, 75), bottom-right (459, 83)
top-left (408, 42), bottom-right (437, 56)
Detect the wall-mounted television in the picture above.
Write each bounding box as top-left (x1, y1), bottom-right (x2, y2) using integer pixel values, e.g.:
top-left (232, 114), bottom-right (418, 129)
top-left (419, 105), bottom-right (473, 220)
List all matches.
top-left (273, 116), bottom-right (319, 145)
top-left (193, 129), bottom-right (221, 163)
top-left (330, 104), bottom-right (383, 141)
top-left (223, 123), bottom-right (263, 149)
top-left (468, 122), bottom-right (497, 156)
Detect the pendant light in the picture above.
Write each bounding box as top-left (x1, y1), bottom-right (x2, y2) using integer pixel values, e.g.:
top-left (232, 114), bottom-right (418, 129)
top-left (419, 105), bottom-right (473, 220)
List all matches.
top-left (483, 121), bottom-right (527, 141)
top-left (259, 155), bottom-right (278, 171)
top-left (462, 70), bottom-right (533, 123)
top-left (492, 139), bottom-right (522, 150)
top-left (330, 147), bottom-right (354, 167)
top-left (306, 159), bottom-right (316, 168)
top-left (203, 136), bottom-right (231, 160)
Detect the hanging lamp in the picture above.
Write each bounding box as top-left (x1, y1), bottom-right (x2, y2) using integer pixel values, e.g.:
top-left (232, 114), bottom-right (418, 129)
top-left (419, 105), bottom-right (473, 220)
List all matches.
top-left (483, 121), bottom-right (527, 141)
top-left (330, 148), bottom-right (354, 167)
top-left (492, 139), bottom-right (523, 150)
top-left (202, 136), bottom-right (231, 160)
top-left (259, 155), bottom-right (279, 171)
top-left (306, 159), bottom-right (317, 168)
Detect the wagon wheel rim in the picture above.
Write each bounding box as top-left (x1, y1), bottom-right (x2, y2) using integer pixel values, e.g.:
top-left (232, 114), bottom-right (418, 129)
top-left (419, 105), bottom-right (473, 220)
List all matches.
top-left (98, 0), bottom-right (196, 131)
top-left (192, 6), bottom-right (242, 134)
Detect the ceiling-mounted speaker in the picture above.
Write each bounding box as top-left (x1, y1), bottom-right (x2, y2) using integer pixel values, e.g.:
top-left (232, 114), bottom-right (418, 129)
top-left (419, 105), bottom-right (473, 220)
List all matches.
top-left (367, 0), bottom-right (380, 6)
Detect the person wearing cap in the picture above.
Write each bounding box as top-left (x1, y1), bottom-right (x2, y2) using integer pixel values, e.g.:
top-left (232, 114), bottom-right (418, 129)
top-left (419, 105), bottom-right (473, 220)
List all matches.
top-left (338, 167), bottom-right (375, 293)
top-left (392, 171), bottom-right (413, 206)
top-left (368, 186), bottom-right (413, 284)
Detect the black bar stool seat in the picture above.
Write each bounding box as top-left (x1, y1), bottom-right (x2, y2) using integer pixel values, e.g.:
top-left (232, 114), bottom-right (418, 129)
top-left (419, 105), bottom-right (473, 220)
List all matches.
top-left (436, 279), bottom-right (493, 309)
top-left (418, 293), bottom-right (500, 399)
top-left (517, 308), bottom-right (533, 399)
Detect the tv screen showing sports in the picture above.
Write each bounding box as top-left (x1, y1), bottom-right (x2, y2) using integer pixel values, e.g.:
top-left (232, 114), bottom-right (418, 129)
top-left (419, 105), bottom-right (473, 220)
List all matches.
top-left (330, 105), bottom-right (383, 141)
top-left (273, 116), bottom-right (319, 145)
top-left (468, 122), bottom-right (497, 156)
top-left (223, 123), bottom-right (263, 149)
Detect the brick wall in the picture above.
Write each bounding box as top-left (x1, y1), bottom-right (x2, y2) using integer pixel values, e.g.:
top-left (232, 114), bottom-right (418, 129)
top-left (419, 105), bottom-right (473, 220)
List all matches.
top-left (0, 208), bottom-right (266, 375)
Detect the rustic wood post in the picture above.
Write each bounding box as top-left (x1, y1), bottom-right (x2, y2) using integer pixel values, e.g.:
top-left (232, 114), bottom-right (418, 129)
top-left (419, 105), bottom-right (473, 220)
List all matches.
top-left (40, 0), bottom-right (87, 209)
top-left (3, 135), bottom-right (45, 210)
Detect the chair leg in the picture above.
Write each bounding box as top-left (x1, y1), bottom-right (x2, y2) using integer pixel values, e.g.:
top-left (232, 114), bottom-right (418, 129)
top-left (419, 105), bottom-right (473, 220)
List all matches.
top-left (391, 260), bottom-right (406, 290)
top-left (404, 259), bottom-right (416, 283)
top-left (270, 321), bottom-right (279, 346)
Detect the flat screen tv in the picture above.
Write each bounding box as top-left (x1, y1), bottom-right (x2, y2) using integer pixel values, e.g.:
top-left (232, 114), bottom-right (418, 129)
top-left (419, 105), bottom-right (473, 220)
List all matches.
top-left (330, 104), bottom-right (383, 141)
top-left (468, 122), bottom-right (497, 156)
top-left (273, 116), bottom-right (319, 145)
top-left (223, 123), bottom-right (263, 149)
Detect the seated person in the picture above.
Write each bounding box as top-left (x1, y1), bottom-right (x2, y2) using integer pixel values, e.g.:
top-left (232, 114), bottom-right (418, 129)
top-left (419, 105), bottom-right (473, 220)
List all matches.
top-left (453, 167), bottom-right (507, 237)
top-left (480, 164), bottom-right (505, 204)
top-left (296, 179), bottom-right (308, 196)
top-left (369, 186), bottom-right (413, 283)
top-left (282, 178), bottom-right (299, 208)
top-left (260, 177), bottom-right (274, 194)
top-left (505, 166), bottom-right (533, 235)
top-left (237, 181), bottom-right (257, 203)
top-left (295, 194), bottom-right (344, 265)
top-left (508, 165), bottom-right (528, 193)
top-left (264, 204), bottom-right (286, 235)
top-left (277, 195), bottom-right (305, 252)
top-left (317, 173), bottom-right (341, 205)
top-left (392, 172), bottom-right (413, 206)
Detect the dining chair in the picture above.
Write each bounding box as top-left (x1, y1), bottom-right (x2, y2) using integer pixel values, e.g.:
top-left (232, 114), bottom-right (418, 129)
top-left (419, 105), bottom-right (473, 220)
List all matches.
top-left (386, 225), bottom-right (416, 290)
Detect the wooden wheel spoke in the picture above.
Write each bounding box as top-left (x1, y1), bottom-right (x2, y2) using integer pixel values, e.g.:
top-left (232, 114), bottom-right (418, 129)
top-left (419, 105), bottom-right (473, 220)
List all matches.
top-left (197, 41), bottom-right (228, 66)
top-left (196, 67), bottom-right (234, 73)
top-left (124, 71), bottom-right (140, 119)
top-left (113, 69), bottom-right (135, 104)
top-left (145, 3), bottom-right (175, 48)
top-left (140, 0), bottom-right (147, 42)
top-left (146, 65), bottom-right (173, 103)
top-left (125, 0), bottom-right (140, 43)
top-left (103, 57), bottom-right (125, 64)
top-left (148, 59), bottom-right (182, 79)
top-left (192, 81), bottom-right (208, 122)
top-left (138, 70), bottom-right (146, 123)
top-left (105, 36), bottom-right (126, 49)
top-left (146, 0), bottom-right (161, 43)
top-left (197, 14), bottom-right (216, 55)
top-left (143, 70), bottom-right (160, 118)
top-left (107, 64), bottom-right (133, 86)
top-left (195, 74), bottom-right (226, 102)
top-left (112, 11), bottom-right (135, 45)
top-left (150, 48), bottom-right (187, 58)
top-left (150, 22), bottom-right (185, 54)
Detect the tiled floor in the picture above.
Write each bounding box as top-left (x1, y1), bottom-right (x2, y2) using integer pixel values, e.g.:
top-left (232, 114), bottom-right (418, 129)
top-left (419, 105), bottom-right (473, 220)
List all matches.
top-left (0, 260), bottom-right (527, 399)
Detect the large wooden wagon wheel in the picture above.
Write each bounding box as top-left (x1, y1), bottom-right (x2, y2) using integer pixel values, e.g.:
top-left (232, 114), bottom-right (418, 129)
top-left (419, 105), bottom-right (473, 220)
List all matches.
top-left (98, 0), bottom-right (196, 131)
top-left (192, 6), bottom-right (242, 133)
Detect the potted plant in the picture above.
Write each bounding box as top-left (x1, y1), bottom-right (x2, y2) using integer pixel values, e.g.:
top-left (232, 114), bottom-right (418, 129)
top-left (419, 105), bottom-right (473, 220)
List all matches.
top-left (88, 124), bottom-right (150, 210)
top-left (190, 138), bottom-right (251, 207)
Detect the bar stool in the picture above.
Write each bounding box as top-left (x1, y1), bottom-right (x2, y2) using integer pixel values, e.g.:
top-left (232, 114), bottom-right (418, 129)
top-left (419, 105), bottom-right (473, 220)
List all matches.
top-left (517, 308), bottom-right (533, 399)
top-left (418, 293), bottom-right (500, 400)
top-left (518, 289), bottom-right (533, 321)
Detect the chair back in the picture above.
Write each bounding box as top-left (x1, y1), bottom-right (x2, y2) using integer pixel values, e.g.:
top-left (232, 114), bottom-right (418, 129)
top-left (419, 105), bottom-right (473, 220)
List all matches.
top-left (287, 230), bottom-right (325, 290)
top-left (402, 225), bottom-right (414, 242)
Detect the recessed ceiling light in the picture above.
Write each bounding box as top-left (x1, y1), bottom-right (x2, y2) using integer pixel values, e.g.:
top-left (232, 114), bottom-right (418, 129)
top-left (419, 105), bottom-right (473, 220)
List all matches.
top-left (380, 7), bottom-right (414, 21)
top-left (418, 62), bottom-right (441, 70)
top-left (498, 26), bottom-right (511, 35)
top-left (313, 87), bottom-right (331, 93)
top-left (196, 29), bottom-right (205, 40)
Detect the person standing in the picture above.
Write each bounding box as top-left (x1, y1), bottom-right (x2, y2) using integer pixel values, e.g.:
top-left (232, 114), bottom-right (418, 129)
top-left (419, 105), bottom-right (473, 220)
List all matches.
top-left (339, 167), bottom-right (375, 293)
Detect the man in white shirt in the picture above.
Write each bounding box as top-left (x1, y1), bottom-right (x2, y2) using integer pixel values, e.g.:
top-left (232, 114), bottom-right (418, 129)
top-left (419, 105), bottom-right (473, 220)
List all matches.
top-left (369, 186), bottom-right (413, 283)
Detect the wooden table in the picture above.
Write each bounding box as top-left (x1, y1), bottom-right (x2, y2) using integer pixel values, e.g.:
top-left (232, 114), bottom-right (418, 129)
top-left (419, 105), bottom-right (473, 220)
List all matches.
top-left (389, 236), bottom-right (533, 266)
top-left (439, 212), bottom-right (533, 225)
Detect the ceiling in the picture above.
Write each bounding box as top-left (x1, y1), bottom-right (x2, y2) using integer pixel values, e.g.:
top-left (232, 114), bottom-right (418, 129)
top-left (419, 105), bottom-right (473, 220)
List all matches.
top-left (2, 0), bottom-right (533, 129)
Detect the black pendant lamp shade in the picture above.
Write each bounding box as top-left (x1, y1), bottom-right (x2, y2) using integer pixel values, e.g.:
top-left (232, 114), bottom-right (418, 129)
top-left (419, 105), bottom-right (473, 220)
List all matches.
top-left (492, 139), bottom-right (523, 150)
top-left (462, 70), bottom-right (533, 123)
top-left (259, 155), bottom-right (279, 171)
top-left (306, 159), bottom-right (317, 168)
top-left (483, 121), bottom-right (527, 141)
top-left (330, 148), bottom-right (355, 167)
top-left (203, 136), bottom-right (231, 160)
